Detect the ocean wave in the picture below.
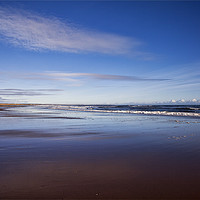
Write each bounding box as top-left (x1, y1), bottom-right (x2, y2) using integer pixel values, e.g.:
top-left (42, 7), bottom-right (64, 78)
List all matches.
top-left (38, 105), bottom-right (200, 117)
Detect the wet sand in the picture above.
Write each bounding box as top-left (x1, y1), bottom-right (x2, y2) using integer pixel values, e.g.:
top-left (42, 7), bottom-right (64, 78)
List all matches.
top-left (0, 105), bottom-right (200, 199)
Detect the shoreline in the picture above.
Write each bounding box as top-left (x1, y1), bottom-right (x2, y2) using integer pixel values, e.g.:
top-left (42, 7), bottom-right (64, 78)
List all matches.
top-left (0, 105), bottom-right (200, 199)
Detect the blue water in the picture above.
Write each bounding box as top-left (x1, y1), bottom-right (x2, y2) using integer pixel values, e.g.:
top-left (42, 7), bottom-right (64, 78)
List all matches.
top-left (35, 104), bottom-right (200, 117)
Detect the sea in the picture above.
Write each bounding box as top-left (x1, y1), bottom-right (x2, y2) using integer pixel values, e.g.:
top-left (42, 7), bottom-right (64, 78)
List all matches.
top-left (37, 104), bottom-right (200, 117)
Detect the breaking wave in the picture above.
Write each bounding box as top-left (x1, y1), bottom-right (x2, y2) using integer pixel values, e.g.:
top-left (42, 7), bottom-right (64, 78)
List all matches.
top-left (36, 104), bottom-right (200, 118)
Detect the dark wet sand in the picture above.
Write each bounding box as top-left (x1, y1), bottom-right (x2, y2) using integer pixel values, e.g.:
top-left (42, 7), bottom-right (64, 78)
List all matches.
top-left (1, 131), bottom-right (200, 199)
top-left (0, 105), bottom-right (200, 199)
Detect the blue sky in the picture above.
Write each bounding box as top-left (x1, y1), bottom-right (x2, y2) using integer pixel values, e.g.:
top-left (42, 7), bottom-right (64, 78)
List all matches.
top-left (0, 1), bottom-right (200, 104)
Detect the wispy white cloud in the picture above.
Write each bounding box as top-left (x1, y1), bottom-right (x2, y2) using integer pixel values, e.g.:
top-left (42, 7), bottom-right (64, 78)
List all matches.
top-left (0, 88), bottom-right (63, 96)
top-left (1, 71), bottom-right (168, 82)
top-left (0, 6), bottom-right (152, 57)
top-left (43, 72), bottom-right (169, 81)
top-left (137, 62), bottom-right (200, 92)
top-left (0, 71), bottom-right (169, 90)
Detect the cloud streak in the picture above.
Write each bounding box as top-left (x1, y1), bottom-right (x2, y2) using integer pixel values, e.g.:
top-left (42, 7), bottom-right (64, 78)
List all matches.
top-left (0, 6), bottom-right (150, 57)
top-left (0, 89), bottom-right (63, 96)
top-left (44, 72), bottom-right (169, 82)
top-left (0, 71), bottom-right (170, 86)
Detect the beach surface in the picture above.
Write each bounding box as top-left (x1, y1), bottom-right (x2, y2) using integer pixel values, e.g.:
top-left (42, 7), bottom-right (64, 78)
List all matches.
top-left (0, 104), bottom-right (200, 199)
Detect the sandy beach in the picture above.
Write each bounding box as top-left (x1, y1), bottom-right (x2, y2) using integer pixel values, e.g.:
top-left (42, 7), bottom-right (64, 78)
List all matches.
top-left (0, 104), bottom-right (200, 199)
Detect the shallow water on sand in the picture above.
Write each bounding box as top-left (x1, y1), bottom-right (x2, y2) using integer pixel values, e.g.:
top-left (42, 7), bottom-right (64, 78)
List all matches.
top-left (0, 105), bottom-right (200, 199)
